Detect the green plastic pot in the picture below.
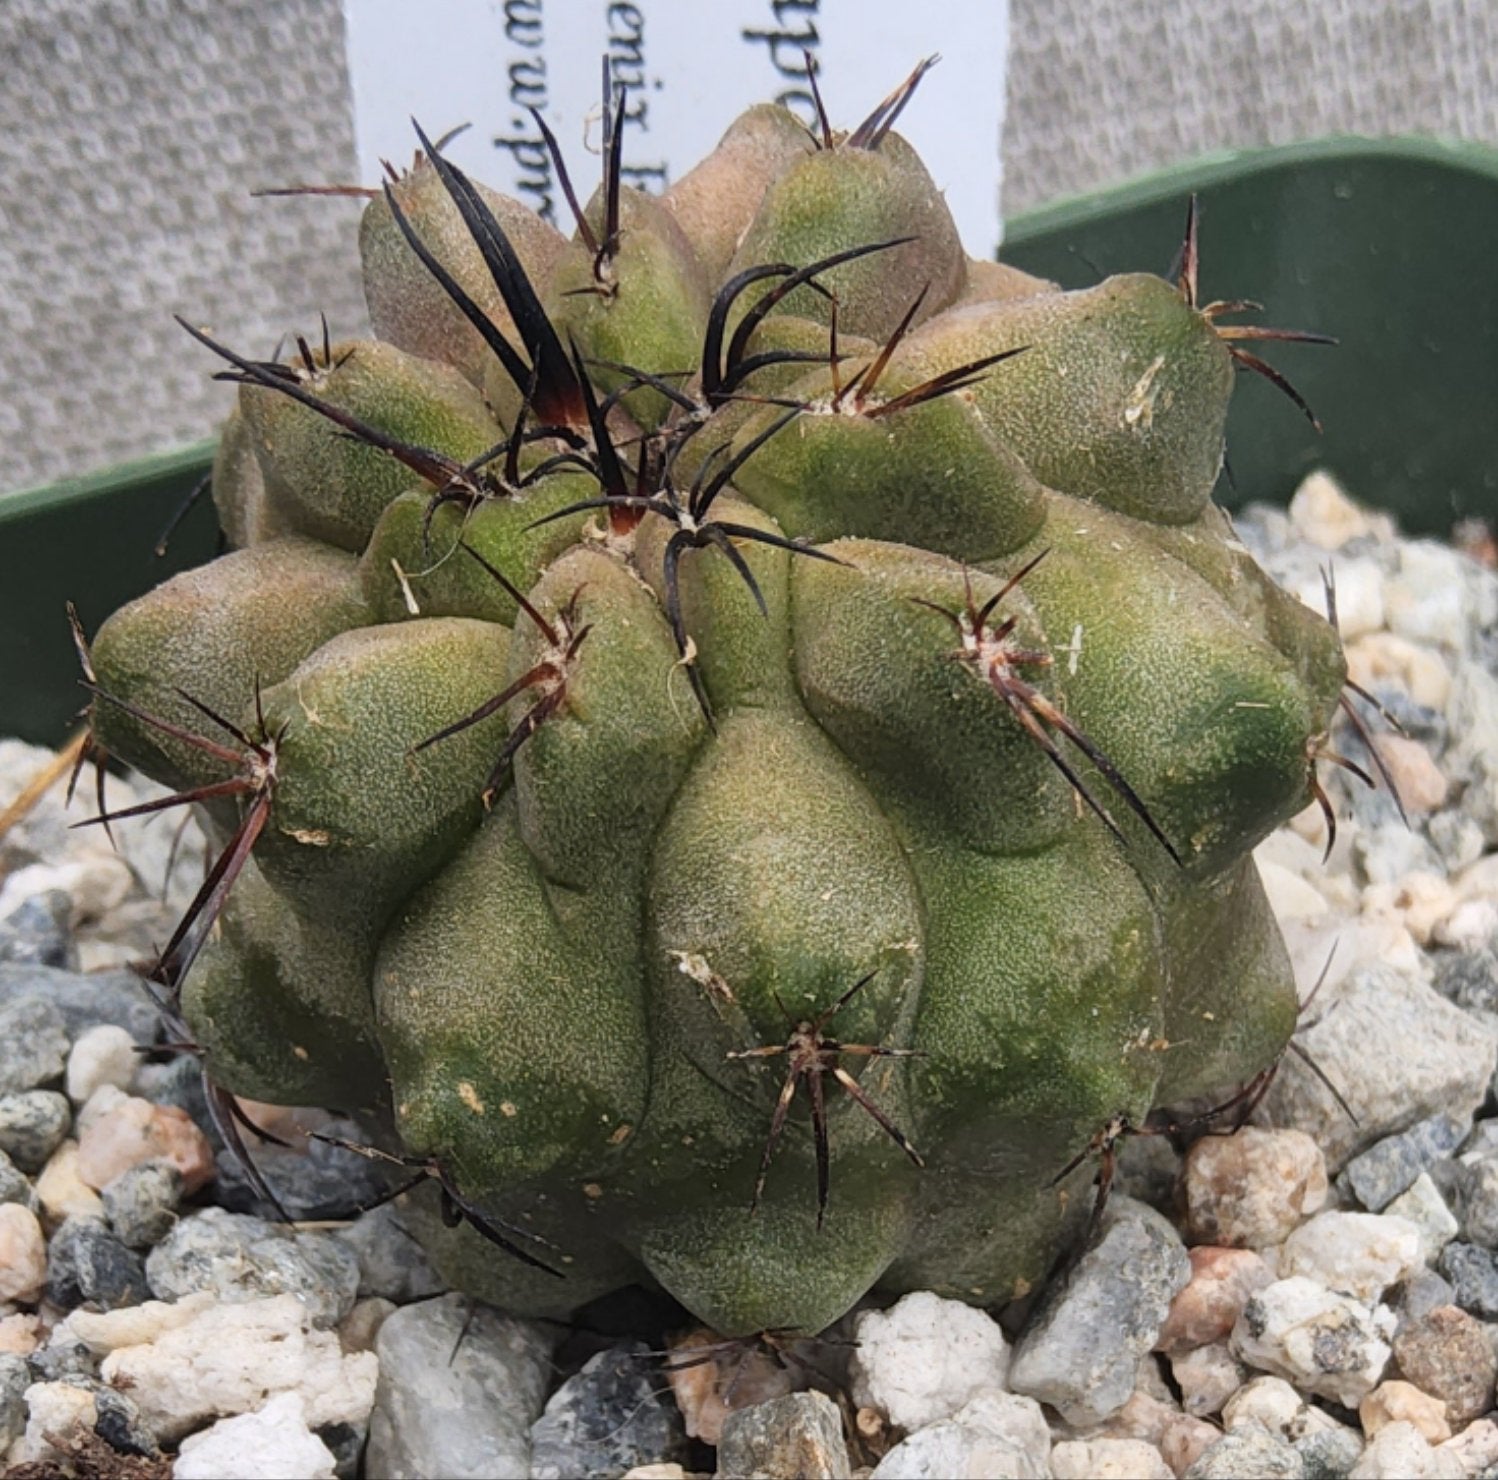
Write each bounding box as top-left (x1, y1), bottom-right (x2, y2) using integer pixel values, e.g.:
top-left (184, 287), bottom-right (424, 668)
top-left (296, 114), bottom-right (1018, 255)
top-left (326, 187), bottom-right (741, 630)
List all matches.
top-left (3, 136), bottom-right (1495, 748)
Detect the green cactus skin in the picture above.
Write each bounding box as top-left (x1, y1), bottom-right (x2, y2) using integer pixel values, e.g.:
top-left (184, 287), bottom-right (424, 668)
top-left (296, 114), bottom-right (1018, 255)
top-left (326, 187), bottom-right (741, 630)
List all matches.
top-left (361, 154), bottom-right (567, 389)
top-left (84, 63), bottom-right (1347, 1339)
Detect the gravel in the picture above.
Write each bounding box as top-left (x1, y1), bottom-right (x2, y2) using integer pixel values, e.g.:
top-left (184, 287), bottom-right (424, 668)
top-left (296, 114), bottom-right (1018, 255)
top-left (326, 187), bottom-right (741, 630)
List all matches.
top-left (45, 1214), bottom-right (149, 1311)
top-left (101, 1158), bottom-right (183, 1249)
top-left (1341, 1115), bottom-right (1468, 1212)
top-left (1008, 1200), bottom-right (1191, 1425)
top-left (0, 892), bottom-right (75, 969)
top-left (528, 1340), bottom-right (691, 1480)
top-left (716, 1391), bottom-right (850, 1479)
top-left (0, 472), bottom-right (1497, 1474)
top-left (0, 1089), bottom-right (71, 1172)
top-left (364, 1293), bottom-right (552, 1480)
top-left (145, 1206), bottom-right (361, 1330)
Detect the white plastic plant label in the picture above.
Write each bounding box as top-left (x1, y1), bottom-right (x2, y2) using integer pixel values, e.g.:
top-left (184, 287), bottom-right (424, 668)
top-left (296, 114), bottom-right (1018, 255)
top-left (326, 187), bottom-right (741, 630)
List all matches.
top-left (343, 1), bottom-right (1010, 255)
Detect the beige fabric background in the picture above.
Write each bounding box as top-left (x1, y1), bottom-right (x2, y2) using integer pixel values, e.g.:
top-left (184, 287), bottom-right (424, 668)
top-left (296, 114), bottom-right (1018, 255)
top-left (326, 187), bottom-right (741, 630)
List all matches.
top-left (3, 0), bottom-right (1495, 492)
top-left (0, 0), bottom-right (365, 492)
top-left (1002, 0), bottom-right (1498, 211)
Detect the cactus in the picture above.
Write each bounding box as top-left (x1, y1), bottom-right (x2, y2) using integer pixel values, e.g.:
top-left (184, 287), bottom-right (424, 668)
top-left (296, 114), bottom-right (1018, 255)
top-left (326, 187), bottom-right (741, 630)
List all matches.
top-left (78, 61), bottom-right (1360, 1338)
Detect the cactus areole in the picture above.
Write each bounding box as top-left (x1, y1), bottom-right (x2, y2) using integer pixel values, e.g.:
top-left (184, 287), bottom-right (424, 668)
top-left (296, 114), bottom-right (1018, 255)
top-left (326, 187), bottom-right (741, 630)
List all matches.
top-left (80, 62), bottom-right (1354, 1337)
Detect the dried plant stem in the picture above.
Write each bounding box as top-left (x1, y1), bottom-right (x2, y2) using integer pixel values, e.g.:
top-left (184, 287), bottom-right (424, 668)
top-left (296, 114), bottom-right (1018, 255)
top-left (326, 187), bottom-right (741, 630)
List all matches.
top-left (0, 727), bottom-right (88, 847)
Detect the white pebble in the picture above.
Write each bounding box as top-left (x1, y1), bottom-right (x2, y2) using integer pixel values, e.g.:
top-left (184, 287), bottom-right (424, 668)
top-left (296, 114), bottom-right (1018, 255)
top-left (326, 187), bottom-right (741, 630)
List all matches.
top-left (1455, 852), bottom-right (1498, 906)
top-left (1434, 899), bottom-right (1498, 951)
top-left (1384, 1174), bottom-right (1459, 1264)
top-left (0, 856), bottom-right (132, 927)
top-left (1051, 1437), bottom-right (1172, 1478)
top-left (1446, 665), bottom-right (1498, 846)
top-left (1362, 872), bottom-right (1459, 947)
top-left (1437, 1418), bottom-right (1498, 1476)
top-left (850, 1290), bottom-right (1011, 1432)
top-left (1279, 1212), bottom-right (1424, 1302)
top-left (62, 1291), bottom-right (216, 1353)
top-left (870, 1393), bottom-right (1049, 1480)
top-left (1230, 1277), bottom-right (1394, 1408)
top-left (100, 1293), bottom-right (377, 1442)
top-left (1287, 471), bottom-right (1393, 550)
top-left (1221, 1373), bottom-right (1343, 1441)
top-left (1385, 542), bottom-right (1473, 648)
top-left (1169, 1342), bottom-right (1246, 1417)
top-left (1346, 632), bottom-right (1453, 712)
top-left (173, 1392), bottom-right (338, 1480)
top-left (1349, 1420), bottom-right (1464, 1479)
top-left (6, 1381), bottom-right (96, 1467)
top-left (64, 1025), bottom-right (138, 1106)
top-left (1257, 860), bottom-right (1330, 922)
top-left (0, 1204), bottom-right (46, 1304)
top-left (1291, 556), bottom-right (1384, 637)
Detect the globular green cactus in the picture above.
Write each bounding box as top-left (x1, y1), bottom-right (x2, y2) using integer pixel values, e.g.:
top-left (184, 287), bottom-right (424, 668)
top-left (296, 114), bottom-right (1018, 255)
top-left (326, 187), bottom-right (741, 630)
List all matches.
top-left (81, 61), bottom-right (1355, 1337)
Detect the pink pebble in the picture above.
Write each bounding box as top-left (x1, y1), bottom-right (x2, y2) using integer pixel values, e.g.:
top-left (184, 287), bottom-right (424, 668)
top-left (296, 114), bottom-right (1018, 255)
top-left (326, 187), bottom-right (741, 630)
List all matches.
top-left (76, 1095), bottom-right (215, 1195)
top-left (1156, 1247), bottom-right (1273, 1354)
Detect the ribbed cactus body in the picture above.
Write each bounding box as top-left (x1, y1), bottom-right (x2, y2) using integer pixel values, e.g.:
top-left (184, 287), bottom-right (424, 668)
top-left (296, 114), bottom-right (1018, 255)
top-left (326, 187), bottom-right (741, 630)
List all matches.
top-left (86, 69), bottom-right (1343, 1336)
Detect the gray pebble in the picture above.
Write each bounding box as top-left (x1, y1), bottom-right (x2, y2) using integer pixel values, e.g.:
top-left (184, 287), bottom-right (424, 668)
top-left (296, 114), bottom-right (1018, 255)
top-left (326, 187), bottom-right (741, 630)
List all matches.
top-left (0, 1352), bottom-right (29, 1448)
top-left (133, 1054), bottom-right (213, 1135)
top-left (365, 1293), bottom-right (554, 1480)
top-left (1456, 1160), bottom-right (1498, 1247)
top-left (1114, 1128), bottom-right (1185, 1214)
top-left (93, 1385), bottom-right (160, 1459)
top-left (26, 1337), bottom-right (100, 1383)
top-left (1261, 964), bottom-right (1498, 1173)
top-left (334, 1203), bottom-right (444, 1304)
top-left (0, 1147), bottom-right (34, 1209)
top-left (1463, 1121), bottom-right (1498, 1161)
top-left (1341, 1114), bottom-right (1466, 1212)
top-left (1353, 820), bottom-right (1443, 885)
top-left (1427, 813), bottom-right (1487, 873)
top-left (102, 1158), bottom-right (182, 1249)
top-left (46, 1214), bottom-right (148, 1311)
top-left (716, 1391), bottom-right (849, 1480)
top-left (1437, 945), bottom-right (1498, 1016)
top-left (0, 892), bottom-right (75, 970)
top-left (9, 1369), bottom-right (159, 1457)
top-left (0, 964), bottom-right (158, 1042)
top-left (317, 1420), bottom-right (366, 1480)
top-left (1360, 684), bottom-right (1447, 747)
top-left (1439, 1241), bottom-right (1498, 1319)
top-left (1295, 1426), bottom-right (1364, 1480)
top-left (146, 1206), bottom-right (360, 1328)
top-left (1185, 1430), bottom-right (1306, 1478)
top-left (214, 1116), bottom-right (392, 1221)
top-left (1431, 1156), bottom-right (1464, 1207)
top-left (1230, 502), bottom-right (1291, 561)
top-left (1394, 1268), bottom-right (1458, 1327)
top-left (0, 995), bottom-right (69, 1093)
top-left (530, 1341), bottom-right (688, 1480)
top-left (1008, 1199), bottom-right (1191, 1426)
top-left (0, 1090), bottom-right (72, 1173)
